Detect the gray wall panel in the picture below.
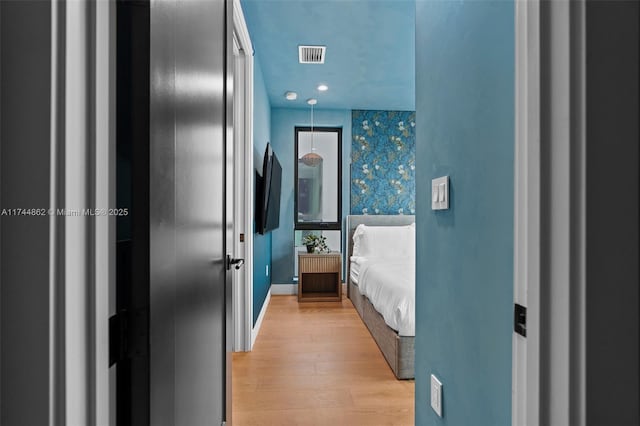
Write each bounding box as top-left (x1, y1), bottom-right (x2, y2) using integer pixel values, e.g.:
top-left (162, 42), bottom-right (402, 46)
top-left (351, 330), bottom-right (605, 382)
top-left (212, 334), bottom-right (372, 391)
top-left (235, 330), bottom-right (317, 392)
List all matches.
top-left (585, 1), bottom-right (639, 424)
top-left (0, 2), bottom-right (52, 424)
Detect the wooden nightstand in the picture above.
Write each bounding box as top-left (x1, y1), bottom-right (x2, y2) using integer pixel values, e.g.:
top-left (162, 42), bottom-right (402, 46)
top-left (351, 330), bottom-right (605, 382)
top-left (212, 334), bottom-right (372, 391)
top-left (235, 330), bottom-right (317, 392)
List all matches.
top-left (298, 253), bottom-right (342, 302)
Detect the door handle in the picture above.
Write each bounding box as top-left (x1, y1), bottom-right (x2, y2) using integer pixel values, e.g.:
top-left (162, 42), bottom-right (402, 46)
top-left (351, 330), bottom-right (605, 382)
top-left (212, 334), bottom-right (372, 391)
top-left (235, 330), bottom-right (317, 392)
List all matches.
top-left (226, 255), bottom-right (245, 270)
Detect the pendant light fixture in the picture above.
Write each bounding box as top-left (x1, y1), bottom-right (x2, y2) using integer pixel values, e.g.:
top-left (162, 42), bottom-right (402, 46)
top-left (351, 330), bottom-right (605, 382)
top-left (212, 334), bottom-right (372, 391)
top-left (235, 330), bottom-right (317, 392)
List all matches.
top-left (301, 98), bottom-right (323, 167)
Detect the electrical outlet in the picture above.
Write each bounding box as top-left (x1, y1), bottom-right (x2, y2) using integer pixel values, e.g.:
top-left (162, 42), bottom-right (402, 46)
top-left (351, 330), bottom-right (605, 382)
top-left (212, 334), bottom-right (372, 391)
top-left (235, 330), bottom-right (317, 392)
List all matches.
top-left (431, 374), bottom-right (443, 417)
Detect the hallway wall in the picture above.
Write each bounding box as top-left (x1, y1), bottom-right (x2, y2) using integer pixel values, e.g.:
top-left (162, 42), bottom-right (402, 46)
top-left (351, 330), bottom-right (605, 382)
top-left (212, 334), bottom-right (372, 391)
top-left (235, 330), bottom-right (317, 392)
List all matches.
top-left (583, 1), bottom-right (639, 421)
top-left (414, 1), bottom-right (514, 425)
top-left (252, 57), bottom-right (272, 325)
top-left (1, 3), bottom-right (55, 423)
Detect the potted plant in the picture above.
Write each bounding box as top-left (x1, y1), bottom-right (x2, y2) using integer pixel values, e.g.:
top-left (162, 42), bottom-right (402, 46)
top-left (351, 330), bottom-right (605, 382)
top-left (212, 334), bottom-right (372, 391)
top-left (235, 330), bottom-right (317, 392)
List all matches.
top-left (302, 234), bottom-right (329, 253)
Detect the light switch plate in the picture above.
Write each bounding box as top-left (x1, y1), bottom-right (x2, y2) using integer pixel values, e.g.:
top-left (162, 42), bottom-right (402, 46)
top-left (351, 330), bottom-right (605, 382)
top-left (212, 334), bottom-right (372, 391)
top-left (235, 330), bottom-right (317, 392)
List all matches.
top-left (431, 374), bottom-right (443, 417)
top-left (431, 176), bottom-right (449, 210)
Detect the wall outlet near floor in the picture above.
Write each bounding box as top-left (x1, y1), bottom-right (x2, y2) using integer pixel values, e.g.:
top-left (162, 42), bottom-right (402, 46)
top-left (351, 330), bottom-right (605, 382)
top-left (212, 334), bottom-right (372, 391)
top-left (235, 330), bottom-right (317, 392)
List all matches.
top-left (431, 374), bottom-right (443, 417)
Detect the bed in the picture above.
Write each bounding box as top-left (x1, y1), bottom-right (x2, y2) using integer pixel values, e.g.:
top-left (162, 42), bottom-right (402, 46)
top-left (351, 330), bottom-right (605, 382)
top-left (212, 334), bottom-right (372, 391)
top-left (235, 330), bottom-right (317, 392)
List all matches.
top-left (346, 215), bottom-right (415, 379)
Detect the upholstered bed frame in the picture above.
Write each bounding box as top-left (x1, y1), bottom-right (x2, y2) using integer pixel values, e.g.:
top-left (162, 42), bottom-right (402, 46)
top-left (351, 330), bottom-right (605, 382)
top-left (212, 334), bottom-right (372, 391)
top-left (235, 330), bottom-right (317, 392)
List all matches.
top-left (346, 215), bottom-right (415, 380)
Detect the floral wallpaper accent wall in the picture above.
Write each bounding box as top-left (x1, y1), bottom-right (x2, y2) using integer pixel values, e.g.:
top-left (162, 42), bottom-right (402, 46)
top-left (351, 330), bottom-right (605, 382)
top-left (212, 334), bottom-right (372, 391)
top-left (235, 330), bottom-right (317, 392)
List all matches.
top-left (351, 110), bottom-right (416, 215)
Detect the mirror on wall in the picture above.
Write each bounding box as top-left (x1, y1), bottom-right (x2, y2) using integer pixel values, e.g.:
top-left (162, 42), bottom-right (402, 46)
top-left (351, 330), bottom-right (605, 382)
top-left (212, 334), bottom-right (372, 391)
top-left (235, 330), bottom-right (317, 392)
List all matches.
top-left (294, 127), bottom-right (342, 229)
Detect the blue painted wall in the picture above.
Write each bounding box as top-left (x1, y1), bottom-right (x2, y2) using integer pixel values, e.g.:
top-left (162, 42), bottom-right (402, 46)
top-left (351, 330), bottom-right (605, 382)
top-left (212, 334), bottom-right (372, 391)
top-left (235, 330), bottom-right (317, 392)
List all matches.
top-left (351, 110), bottom-right (416, 215)
top-left (270, 108), bottom-right (352, 284)
top-left (415, 1), bottom-right (514, 425)
top-left (253, 58), bottom-right (272, 325)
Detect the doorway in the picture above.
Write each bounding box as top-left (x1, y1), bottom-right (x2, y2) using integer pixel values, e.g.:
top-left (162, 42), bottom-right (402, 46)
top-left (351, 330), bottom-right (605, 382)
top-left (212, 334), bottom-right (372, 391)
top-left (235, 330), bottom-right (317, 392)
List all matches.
top-left (232, 1), bottom-right (256, 352)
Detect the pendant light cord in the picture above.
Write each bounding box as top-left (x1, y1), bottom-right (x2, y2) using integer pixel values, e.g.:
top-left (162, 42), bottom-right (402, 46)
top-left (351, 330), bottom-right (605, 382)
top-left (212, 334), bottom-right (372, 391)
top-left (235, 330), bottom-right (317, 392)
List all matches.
top-left (311, 103), bottom-right (315, 151)
top-left (301, 99), bottom-right (322, 167)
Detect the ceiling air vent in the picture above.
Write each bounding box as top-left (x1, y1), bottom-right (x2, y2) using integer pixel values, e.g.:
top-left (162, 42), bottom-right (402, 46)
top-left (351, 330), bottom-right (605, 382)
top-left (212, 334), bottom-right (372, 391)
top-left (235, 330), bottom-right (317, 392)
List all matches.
top-left (298, 45), bottom-right (326, 64)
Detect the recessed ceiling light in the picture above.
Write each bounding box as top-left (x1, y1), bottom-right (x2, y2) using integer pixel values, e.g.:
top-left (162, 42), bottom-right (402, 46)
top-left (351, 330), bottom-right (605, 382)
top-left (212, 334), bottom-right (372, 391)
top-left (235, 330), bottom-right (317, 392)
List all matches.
top-left (317, 84), bottom-right (328, 92)
top-left (285, 91), bottom-right (297, 101)
top-left (307, 98), bottom-right (317, 105)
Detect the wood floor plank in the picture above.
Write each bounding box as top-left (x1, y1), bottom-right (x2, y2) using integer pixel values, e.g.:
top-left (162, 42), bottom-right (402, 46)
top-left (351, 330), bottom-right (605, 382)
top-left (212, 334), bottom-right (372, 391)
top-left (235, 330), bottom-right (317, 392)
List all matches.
top-left (233, 295), bottom-right (414, 425)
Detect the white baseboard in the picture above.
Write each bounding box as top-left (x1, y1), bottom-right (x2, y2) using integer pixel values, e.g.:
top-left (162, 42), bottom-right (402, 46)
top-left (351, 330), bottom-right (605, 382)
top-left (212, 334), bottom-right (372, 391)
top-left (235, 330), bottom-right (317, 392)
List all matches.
top-left (251, 288), bottom-right (271, 348)
top-left (269, 283), bottom-right (298, 295)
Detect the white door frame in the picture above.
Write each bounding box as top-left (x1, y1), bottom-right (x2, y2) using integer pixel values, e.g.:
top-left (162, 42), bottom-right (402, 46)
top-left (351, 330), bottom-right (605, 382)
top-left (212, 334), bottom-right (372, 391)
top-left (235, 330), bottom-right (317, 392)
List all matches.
top-left (232, 0), bottom-right (254, 352)
top-left (513, 0), bottom-right (587, 424)
top-left (513, 1), bottom-right (542, 424)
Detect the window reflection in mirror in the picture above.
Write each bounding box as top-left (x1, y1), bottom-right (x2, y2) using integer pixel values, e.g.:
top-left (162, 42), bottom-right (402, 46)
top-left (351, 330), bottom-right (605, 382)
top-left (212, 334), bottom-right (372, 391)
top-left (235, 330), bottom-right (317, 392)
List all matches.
top-left (298, 160), bottom-right (323, 222)
top-left (295, 127), bottom-right (341, 229)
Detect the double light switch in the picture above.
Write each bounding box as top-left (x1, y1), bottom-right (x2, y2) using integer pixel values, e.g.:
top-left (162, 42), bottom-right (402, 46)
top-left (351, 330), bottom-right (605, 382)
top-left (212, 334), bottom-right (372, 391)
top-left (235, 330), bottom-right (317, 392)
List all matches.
top-left (431, 176), bottom-right (449, 210)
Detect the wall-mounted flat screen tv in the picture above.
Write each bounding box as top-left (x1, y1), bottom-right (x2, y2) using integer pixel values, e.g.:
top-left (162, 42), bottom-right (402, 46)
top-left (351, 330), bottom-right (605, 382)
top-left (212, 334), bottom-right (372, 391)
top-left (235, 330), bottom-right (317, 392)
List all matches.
top-left (257, 143), bottom-right (282, 234)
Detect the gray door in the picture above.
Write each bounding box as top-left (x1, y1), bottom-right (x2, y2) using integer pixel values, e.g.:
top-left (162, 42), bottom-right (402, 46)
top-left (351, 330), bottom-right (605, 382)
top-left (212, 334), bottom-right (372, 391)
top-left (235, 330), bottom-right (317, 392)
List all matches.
top-left (149, 0), bottom-right (232, 425)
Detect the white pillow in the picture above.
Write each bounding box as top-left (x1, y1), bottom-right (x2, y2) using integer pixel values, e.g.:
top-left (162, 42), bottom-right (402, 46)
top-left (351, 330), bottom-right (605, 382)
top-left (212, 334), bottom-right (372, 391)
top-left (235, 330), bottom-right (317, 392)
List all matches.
top-left (352, 223), bottom-right (415, 259)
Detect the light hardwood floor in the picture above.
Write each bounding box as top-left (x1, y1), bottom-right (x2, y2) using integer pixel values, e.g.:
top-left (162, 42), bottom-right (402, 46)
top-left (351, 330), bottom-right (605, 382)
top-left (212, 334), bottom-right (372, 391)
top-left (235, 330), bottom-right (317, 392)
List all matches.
top-left (232, 294), bottom-right (415, 425)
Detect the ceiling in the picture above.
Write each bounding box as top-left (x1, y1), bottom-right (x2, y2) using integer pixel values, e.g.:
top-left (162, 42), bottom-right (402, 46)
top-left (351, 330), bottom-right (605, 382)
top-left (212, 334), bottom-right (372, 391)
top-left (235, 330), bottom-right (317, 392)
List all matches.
top-left (240, 0), bottom-right (415, 111)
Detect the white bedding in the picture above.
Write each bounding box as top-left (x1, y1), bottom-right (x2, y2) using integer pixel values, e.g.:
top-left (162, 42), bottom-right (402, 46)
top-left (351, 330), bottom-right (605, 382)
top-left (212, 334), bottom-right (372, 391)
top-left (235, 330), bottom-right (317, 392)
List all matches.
top-left (351, 256), bottom-right (415, 336)
top-left (350, 260), bottom-right (361, 284)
